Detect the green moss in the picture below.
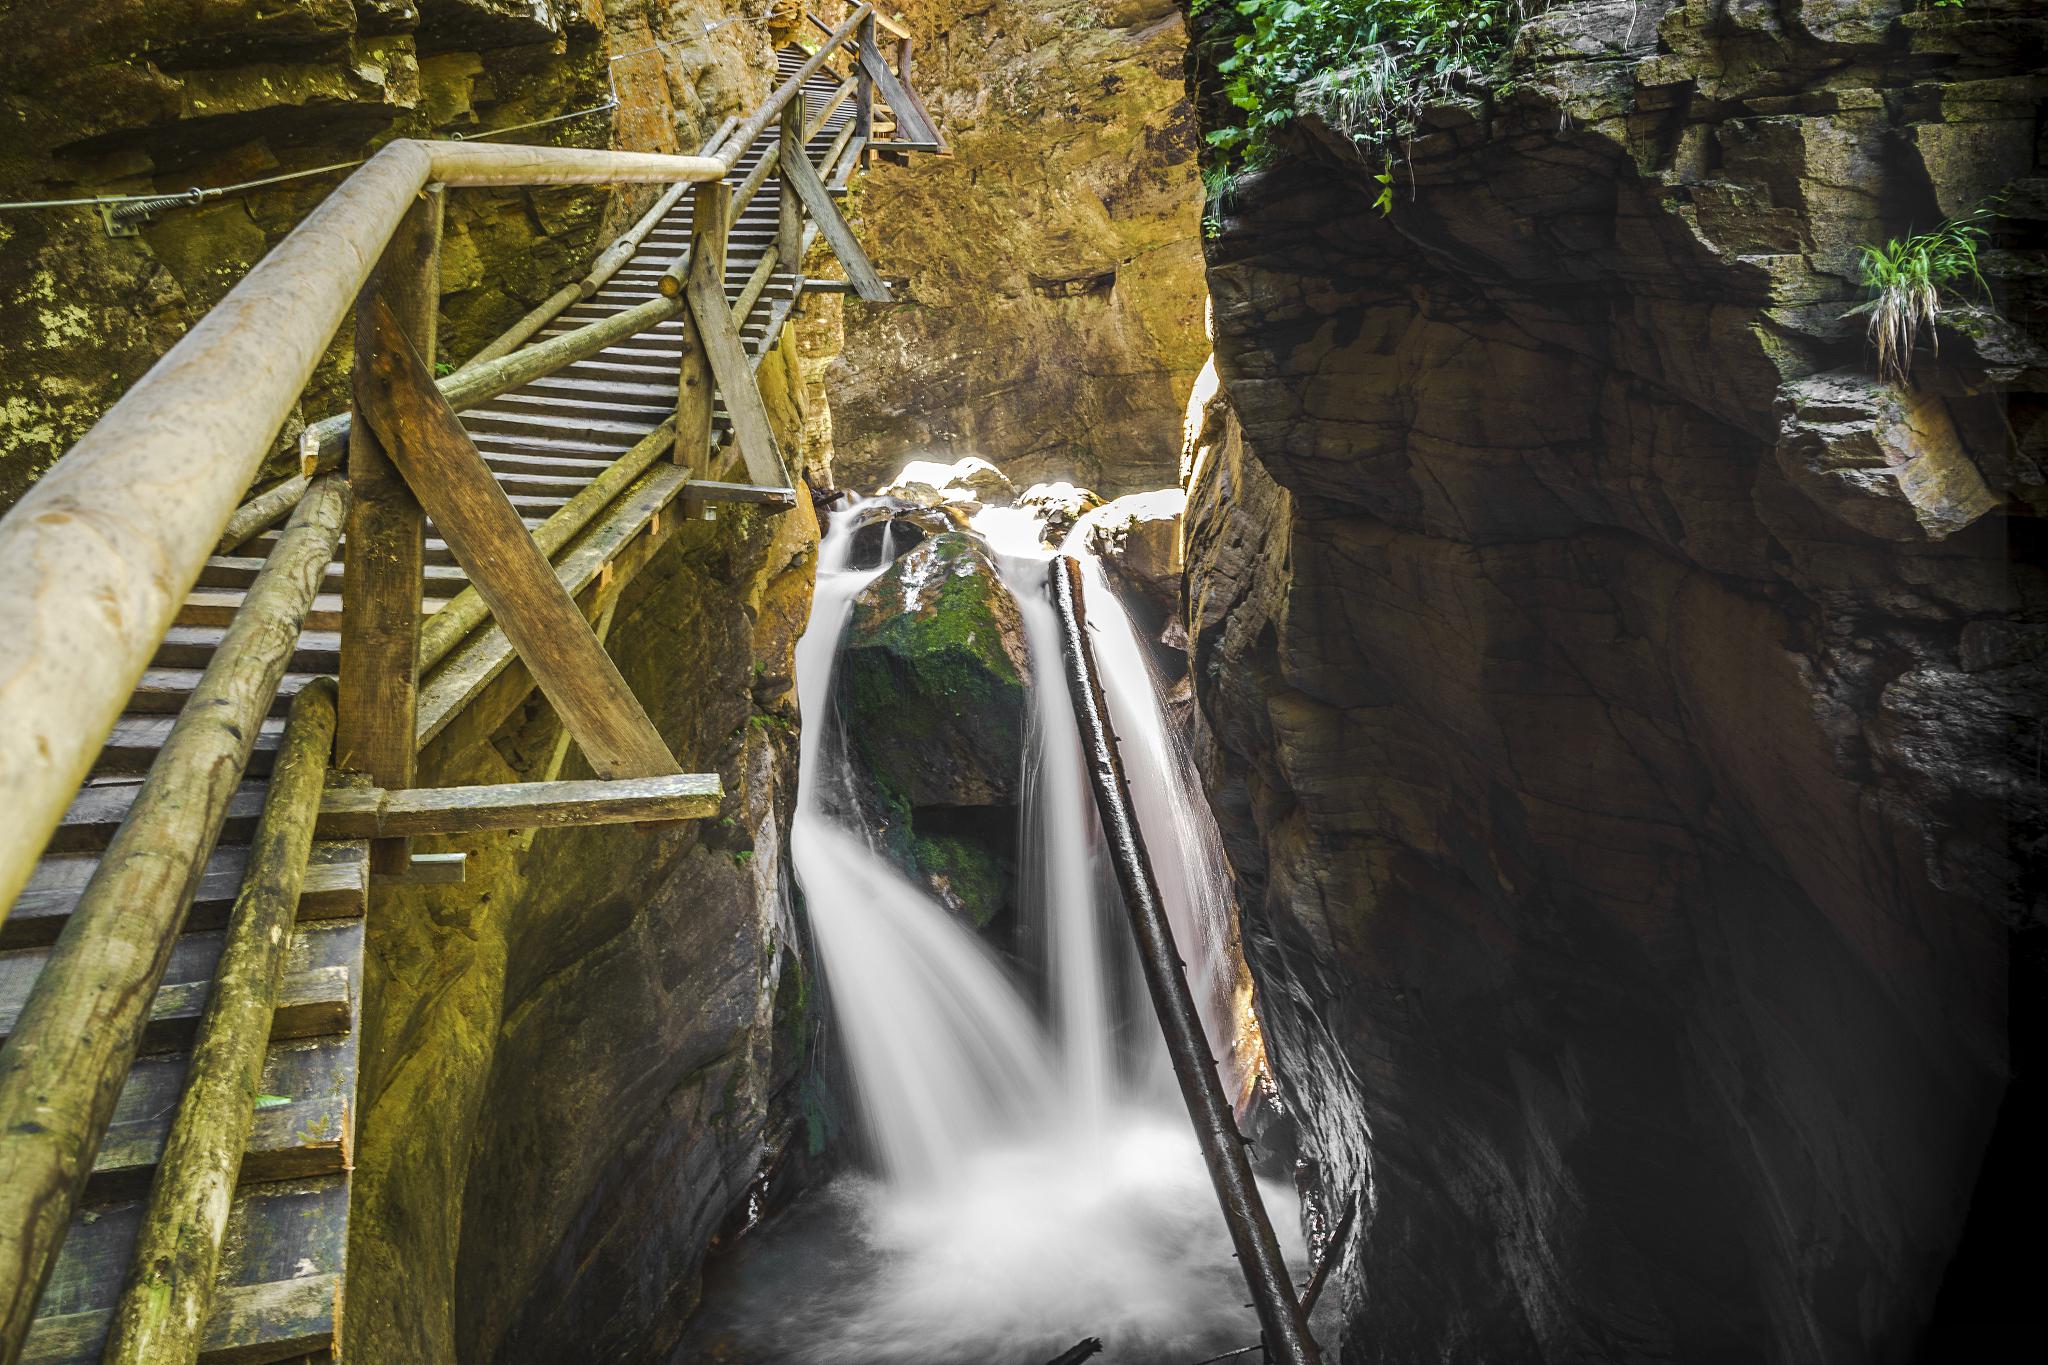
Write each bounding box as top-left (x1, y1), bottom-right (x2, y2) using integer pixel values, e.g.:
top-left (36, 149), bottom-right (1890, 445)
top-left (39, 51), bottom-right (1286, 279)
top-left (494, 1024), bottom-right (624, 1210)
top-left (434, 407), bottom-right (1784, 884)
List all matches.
top-left (910, 833), bottom-right (1007, 928)
top-left (838, 533), bottom-right (1027, 814)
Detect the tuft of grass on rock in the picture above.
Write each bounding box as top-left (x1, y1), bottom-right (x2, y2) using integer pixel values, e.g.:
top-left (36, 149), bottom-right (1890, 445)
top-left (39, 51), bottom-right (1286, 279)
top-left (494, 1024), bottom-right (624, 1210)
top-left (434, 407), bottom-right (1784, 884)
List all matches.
top-left (1850, 202), bottom-right (1998, 386)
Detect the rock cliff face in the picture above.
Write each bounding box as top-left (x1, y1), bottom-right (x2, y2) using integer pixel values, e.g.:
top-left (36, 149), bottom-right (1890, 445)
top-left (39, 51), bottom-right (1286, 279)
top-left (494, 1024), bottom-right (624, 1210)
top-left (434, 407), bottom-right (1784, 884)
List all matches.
top-left (821, 0), bottom-right (1209, 494)
top-left (1180, 2), bottom-right (2045, 1360)
top-left (0, 0), bottom-right (770, 510)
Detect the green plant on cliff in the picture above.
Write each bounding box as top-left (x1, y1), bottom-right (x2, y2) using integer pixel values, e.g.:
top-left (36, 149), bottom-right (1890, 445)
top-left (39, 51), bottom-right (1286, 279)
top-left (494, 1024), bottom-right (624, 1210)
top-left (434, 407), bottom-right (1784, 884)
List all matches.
top-left (1197, 0), bottom-right (1536, 174)
top-left (1850, 203), bottom-right (1997, 386)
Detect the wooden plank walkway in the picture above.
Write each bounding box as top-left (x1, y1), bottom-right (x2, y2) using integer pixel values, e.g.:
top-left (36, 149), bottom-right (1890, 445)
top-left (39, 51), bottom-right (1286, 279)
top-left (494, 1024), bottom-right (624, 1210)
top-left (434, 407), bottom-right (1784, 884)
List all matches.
top-left (5, 46), bottom-right (886, 1363)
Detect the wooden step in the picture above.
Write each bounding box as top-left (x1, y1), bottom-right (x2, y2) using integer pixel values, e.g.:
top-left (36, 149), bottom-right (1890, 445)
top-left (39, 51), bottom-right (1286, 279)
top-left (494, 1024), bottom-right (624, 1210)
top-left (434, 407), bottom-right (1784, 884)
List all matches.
top-left (91, 1030), bottom-right (357, 1196)
top-left (0, 943), bottom-right (351, 1055)
top-left (484, 470), bottom-right (594, 499)
top-left (53, 780), bottom-right (270, 854)
top-left (97, 712), bottom-right (288, 778)
top-left (461, 406), bottom-right (661, 440)
top-left (197, 555), bottom-right (466, 598)
top-left (525, 374), bottom-right (677, 402)
top-left (479, 390), bottom-right (677, 424)
top-left (178, 590), bottom-right (346, 632)
top-left (26, 1176), bottom-right (349, 1364)
top-left (6, 842), bottom-right (367, 949)
top-left (477, 447), bottom-right (617, 477)
top-left (468, 429), bottom-right (640, 460)
top-left (154, 625), bottom-right (342, 674)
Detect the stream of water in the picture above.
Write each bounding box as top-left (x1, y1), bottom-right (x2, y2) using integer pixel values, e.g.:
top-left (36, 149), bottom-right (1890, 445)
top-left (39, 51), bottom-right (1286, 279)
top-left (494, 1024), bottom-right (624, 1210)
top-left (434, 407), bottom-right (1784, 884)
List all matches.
top-left (676, 492), bottom-right (1306, 1364)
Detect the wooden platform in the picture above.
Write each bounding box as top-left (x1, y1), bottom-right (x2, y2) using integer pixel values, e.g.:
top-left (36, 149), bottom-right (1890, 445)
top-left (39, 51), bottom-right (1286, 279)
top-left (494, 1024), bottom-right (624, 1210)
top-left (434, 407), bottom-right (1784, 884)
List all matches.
top-left (7, 44), bottom-right (891, 1362)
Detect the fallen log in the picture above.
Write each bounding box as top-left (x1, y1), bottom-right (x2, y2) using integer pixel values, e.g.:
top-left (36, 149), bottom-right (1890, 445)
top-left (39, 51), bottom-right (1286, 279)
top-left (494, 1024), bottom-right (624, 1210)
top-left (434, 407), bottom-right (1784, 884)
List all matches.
top-left (1051, 555), bottom-right (1320, 1365)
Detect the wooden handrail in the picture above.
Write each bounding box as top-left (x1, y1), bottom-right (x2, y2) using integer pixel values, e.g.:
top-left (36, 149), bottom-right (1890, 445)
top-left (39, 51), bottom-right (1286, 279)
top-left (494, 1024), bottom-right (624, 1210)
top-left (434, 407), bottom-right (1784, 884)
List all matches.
top-left (0, 476), bottom-right (351, 1363)
top-left (0, 139), bottom-right (724, 923)
top-left (720, 4), bottom-right (875, 174)
top-left (99, 676), bottom-right (339, 1365)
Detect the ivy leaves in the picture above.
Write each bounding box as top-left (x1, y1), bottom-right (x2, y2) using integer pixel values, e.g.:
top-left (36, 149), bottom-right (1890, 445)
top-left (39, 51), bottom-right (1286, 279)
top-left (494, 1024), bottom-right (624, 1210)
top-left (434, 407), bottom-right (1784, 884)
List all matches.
top-left (1197, 0), bottom-right (1534, 184)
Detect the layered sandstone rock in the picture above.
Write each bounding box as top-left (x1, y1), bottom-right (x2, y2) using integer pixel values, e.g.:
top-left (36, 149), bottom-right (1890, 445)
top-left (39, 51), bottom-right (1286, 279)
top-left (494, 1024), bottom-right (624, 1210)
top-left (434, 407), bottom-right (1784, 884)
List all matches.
top-left (1182, 2), bottom-right (2045, 1360)
top-left (820, 0), bottom-right (1209, 494)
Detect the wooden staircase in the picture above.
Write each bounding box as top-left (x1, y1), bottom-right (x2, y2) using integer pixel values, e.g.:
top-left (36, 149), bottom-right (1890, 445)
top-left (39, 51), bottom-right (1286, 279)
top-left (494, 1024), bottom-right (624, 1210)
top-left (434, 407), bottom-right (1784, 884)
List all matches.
top-left (1, 35), bottom-right (910, 1364)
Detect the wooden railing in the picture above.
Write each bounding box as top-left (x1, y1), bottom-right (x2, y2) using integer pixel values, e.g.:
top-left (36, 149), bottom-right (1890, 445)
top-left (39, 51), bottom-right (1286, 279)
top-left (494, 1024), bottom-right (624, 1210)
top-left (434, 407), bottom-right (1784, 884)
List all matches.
top-left (0, 9), bottom-right (924, 1361)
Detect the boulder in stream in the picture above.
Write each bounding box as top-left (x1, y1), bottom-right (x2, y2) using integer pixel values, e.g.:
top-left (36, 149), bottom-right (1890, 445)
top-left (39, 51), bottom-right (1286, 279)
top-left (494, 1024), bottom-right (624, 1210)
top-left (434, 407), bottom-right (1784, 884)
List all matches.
top-left (837, 531), bottom-right (1030, 928)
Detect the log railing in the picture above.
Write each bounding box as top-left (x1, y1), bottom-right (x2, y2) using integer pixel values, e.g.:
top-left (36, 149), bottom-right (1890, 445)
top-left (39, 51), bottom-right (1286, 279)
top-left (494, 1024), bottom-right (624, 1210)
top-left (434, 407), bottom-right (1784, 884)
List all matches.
top-left (0, 10), bottom-right (926, 1360)
top-left (0, 139), bottom-right (721, 922)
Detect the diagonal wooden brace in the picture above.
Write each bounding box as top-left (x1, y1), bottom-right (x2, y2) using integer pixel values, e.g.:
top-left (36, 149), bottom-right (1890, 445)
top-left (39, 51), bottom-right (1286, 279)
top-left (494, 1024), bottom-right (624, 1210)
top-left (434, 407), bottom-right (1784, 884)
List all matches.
top-left (356, 295), bottom-right (682, 781)
top-left (858, 22), bottom-right (940, 148)
top-left (679, 237), bottom-right (796, 490)
top-left (779, 129), bottom-right (892, 303)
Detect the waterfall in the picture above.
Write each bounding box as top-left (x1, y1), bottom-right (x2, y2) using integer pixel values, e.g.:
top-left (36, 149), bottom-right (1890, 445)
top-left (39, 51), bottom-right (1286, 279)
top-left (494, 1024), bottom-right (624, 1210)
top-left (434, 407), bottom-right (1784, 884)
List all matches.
top-left (789, 510), bottom-right (1058, 1183)
top-left (689, 487), bottom-right (1304, 1363)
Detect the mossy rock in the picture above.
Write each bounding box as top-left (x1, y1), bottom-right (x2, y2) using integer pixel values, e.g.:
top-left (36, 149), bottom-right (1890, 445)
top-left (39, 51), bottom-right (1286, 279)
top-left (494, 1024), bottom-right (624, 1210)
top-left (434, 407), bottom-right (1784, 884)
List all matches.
top-left (837, 531), bottom-right (1029, 814)
top-left (910, 831), bottom-right (1012, 929)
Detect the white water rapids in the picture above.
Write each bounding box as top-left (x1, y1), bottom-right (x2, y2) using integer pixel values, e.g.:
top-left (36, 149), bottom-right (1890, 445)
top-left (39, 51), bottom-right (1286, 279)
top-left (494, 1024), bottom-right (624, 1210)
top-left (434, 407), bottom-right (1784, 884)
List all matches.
top-left (680, 489), bottom-right (1305, 1364)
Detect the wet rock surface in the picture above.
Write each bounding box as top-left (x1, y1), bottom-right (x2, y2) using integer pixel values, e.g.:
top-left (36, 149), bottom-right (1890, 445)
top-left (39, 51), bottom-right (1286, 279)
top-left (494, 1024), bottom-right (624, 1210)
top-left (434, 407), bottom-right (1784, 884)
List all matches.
top-left (1182, 1), bottom-right (2045, 1360)
top-left (1075, 487), bottom-right (1186, 642)
top-left (838, 527), bottom-right (1031, 928)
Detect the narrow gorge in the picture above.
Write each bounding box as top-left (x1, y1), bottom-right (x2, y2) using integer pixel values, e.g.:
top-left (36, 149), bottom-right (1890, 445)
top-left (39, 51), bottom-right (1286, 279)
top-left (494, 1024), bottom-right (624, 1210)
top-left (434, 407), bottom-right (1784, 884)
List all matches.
top-left (0, 3), bottom-right (2038, 1364)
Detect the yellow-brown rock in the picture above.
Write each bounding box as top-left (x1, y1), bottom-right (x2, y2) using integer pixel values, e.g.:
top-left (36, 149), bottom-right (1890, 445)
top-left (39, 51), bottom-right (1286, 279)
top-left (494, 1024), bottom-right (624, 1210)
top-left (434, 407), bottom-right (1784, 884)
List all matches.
top-left (821, 0), bottom-right (1209, 494)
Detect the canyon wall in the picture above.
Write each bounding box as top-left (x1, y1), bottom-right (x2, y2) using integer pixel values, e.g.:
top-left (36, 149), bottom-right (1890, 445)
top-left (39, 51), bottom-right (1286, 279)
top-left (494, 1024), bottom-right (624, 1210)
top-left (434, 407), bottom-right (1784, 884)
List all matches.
top-left (821, 0), bottom-right (1209, 495)
top-left (1181, 2), bottom-right (2045, 1361)
top-left (0, 0), bottom-right (770, 511)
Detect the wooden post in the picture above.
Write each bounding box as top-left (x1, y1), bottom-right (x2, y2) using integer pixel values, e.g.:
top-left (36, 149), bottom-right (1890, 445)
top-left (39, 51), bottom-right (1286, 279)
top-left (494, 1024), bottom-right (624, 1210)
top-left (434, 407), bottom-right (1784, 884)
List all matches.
top-left (99, 678), bottom-right (338, 1365)
top-left (673, 180), bottom-right (727, 478)
top-left (779, 122), bottom-right (892, 303)
top-left (338, 189), bottom-right (441, 877)
top-left (854, 13), bottom-right (875, 167)
top-left (778, 98), bottom-right (806, 278)
top-left (0, 478), bottom-right (349, 1365)
top-left (355, 297), bottom-right (681, 781)
top-left (679, 244), bottom-right (793, 488)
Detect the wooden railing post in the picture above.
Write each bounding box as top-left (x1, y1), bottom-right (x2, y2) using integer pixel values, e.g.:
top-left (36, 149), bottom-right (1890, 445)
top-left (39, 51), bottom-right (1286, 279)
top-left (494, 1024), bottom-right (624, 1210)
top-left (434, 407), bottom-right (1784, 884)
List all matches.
top-left (674, 180), bottom-right (729, 478)
top-left (854, 13), bottom-right (875, 166)
top-left (338, 188), bottom-right (442, 877)
top-left (778, 98), bottom-right (806, 277)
